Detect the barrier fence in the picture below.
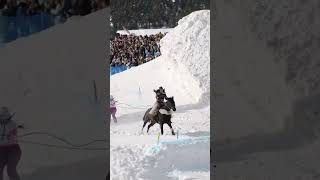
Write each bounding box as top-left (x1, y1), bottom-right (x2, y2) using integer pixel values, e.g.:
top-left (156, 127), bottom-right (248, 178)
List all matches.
top-left (0, 15), bottom-right (145, 76)
top-left (0, 13), bottom-right (66, 44)
top-left (110, 64), bottom-right (128, 75)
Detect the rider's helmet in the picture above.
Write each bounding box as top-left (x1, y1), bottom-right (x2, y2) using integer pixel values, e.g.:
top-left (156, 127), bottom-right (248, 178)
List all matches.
top-left (159, 87), bottom-right (165, 94)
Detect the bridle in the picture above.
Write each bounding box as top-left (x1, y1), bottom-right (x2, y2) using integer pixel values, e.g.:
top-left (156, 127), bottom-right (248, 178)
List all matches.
top-left (164, 99), bottom-right (175, 111)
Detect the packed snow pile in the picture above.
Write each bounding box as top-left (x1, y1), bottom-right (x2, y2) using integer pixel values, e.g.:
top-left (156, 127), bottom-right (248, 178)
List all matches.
top-left (110, 10), bottom-right (210, 180)
top-left (247, 0), bottom-right (320, 97)
top-left (160, 10), bottom-right (210, 103)
top-left (111, 10), bottom-right (210, 116)
top-left (214, 1), bottom-right (320, 179)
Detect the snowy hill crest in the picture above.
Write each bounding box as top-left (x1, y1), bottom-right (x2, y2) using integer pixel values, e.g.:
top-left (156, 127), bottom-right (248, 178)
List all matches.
top-left (160, 10), bottom-right (210, 103)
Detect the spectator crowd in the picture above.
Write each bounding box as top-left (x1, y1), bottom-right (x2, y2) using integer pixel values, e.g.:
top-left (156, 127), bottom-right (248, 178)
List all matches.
top-left (110, 32), bottom-right (165, 69)
top-left (0, 0), bottom-right (108, 17)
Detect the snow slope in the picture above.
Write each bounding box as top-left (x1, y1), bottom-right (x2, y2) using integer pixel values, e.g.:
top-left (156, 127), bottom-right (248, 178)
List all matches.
top-left (117, 28), bottom-right (171, 36)
top-left (214, 1), bottom-right (320, 179)
top-left (214, 0), bottom-right (293, 142)
top-left (110, 10), bottom-right (210, 180)
top-left (0, 8), bottom-right (109, 180)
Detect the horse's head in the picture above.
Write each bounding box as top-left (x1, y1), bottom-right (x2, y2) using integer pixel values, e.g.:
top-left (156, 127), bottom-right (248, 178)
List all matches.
top-left (166, 96), bottom-right (176, 111)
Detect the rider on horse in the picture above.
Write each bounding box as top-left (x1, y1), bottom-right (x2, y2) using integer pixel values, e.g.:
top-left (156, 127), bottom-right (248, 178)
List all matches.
top-left (148, 86), bottom-right (168, 123)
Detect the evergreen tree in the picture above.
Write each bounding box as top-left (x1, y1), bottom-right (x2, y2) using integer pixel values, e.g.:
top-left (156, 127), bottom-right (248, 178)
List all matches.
top-left (110, 0), bottom-right (210, 32)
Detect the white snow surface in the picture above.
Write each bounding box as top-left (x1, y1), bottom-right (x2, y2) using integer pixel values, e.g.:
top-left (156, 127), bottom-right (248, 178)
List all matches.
top-left (160, 10), bottom-right (210, 103)
top-left (0, 9), bottom-right (108, 180)
top-left (117, 28), bottom-right (171, 36)
top-left (110, 10), bottom-right (210, 180)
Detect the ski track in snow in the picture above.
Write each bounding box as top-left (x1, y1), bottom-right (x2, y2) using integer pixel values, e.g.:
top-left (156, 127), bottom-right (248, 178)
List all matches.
top-left (110, 106), bottom-right (210, 180)
top-left (110, 10), bottom-right (210, 180)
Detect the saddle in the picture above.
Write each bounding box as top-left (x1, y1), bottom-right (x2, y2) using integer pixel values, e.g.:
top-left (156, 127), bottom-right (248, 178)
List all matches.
top-left (157, 103), bottom-right (172, 115)
top-left (159, 109), bottom-right (172, 115)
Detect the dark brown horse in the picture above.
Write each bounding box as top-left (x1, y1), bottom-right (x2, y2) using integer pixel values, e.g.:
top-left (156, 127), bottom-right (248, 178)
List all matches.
top-left (142, 97), bottom-right (176, 135)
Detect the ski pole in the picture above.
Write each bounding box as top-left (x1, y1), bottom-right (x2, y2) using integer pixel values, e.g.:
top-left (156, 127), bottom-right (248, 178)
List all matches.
top-left (177, 130), bottom-right (179, 140)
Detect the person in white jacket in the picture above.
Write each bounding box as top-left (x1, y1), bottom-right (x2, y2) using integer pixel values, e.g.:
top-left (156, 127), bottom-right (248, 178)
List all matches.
top-left (110, 95), bottom-right (117, 123)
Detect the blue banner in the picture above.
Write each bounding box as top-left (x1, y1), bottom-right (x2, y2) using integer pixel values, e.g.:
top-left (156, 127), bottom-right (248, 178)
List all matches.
top-left (0, 15), bottom-right (129, 76)
top-left (110, 65), bottom-right (128, 75)
top-left (0, 13), bottom-right (65, 45)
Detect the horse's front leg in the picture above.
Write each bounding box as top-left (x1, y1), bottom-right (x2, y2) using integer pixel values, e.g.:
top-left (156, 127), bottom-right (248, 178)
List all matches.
top-left (147, 122), bottom-right (155, 134)
top-left (160, 123), bottom-right (164, 135)
top-left (167, 122), bottom-right (175, 135)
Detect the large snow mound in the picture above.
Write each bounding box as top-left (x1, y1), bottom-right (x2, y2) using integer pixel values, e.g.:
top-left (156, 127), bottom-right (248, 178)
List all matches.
top-left (111, 10), bottom-right (210, 115)
top-left (160, 10), bottom-right (210, 102)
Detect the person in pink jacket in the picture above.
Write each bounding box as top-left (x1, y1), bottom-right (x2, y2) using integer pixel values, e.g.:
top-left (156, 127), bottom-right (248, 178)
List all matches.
top-left (110, 95), bottom-right (118, 123)
top-left (0, 106), bottom-right (23, 180)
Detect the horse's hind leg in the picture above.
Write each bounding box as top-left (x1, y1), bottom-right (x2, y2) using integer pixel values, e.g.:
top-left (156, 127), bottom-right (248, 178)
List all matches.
top-left (142, 121), bottom-right (148, 132)
top-left (147, 122), bottom-right (155, 133)
top-left (167, 122), bottom-right (175, 135)
top-left (142, 110), bottom-right (150, 133)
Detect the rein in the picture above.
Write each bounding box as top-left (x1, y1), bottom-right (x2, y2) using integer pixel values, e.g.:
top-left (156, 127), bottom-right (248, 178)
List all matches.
top-left (162, 100), bottom-right (175, 112)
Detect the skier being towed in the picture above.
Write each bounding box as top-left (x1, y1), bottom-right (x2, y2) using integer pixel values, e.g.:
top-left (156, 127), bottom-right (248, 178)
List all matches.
top-left (148, 86), bottom-right (168, 124)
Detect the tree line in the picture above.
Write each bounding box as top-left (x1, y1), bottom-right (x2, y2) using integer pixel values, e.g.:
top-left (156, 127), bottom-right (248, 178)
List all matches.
top-left (110, 0), bottom-right (210, 36)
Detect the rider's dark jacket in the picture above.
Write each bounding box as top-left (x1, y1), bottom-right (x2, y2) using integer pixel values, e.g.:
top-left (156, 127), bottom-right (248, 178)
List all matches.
top-left (154, 88), bottom-right (168, 103)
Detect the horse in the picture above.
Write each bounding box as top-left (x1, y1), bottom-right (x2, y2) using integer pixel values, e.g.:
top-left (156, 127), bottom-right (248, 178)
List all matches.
top-left (142, 97), bottom-right (176, 135)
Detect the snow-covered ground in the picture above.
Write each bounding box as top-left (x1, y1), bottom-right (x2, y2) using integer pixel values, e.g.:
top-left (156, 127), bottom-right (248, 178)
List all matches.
top-left (214, 1), bottom-right (320, 179)
top-left (117, 28), bottom-right (171, 36)
top-left (0, 9), bottom-right (109, 180)
top-left (110, 10), bottom-right (210, 180)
